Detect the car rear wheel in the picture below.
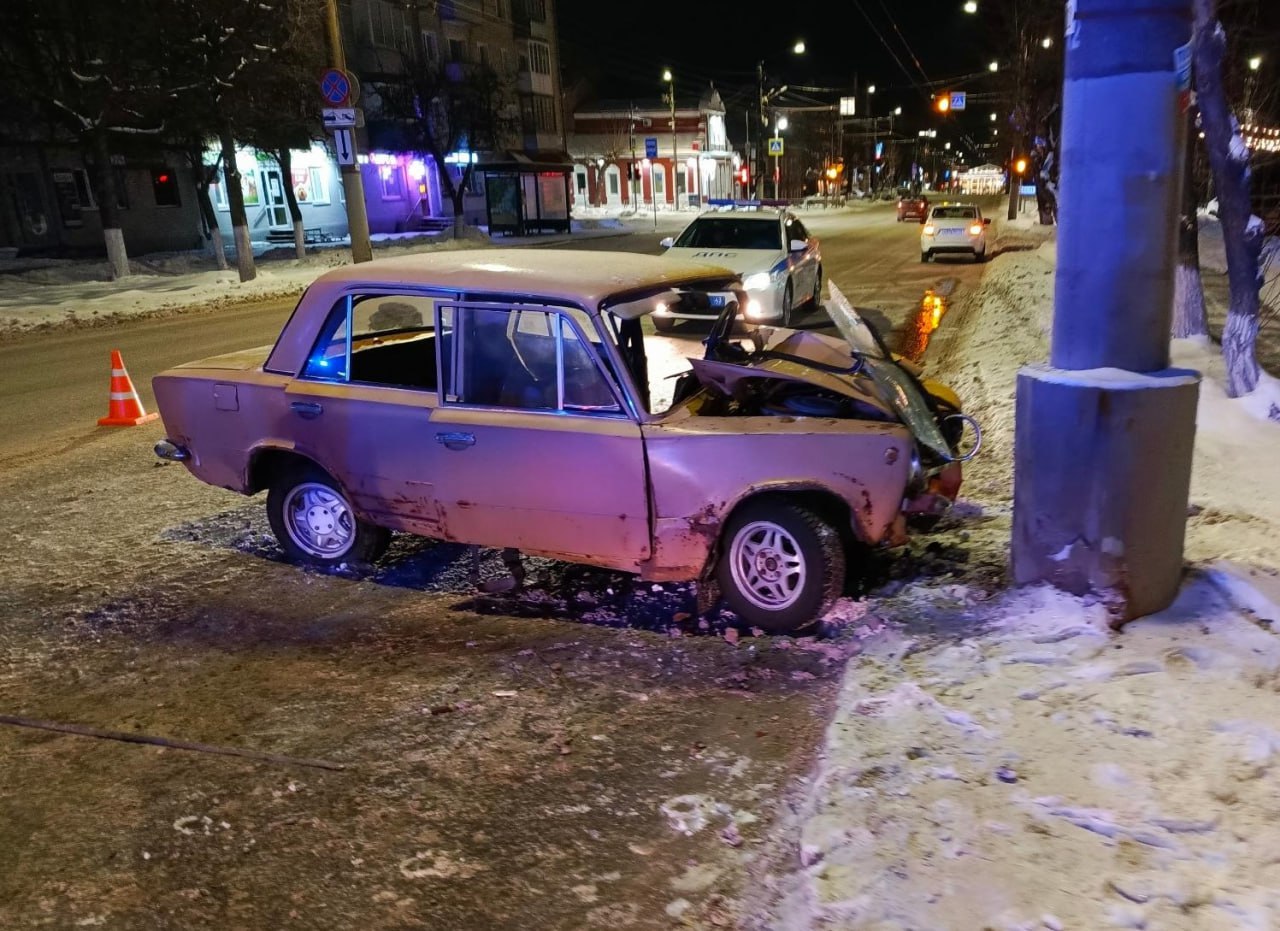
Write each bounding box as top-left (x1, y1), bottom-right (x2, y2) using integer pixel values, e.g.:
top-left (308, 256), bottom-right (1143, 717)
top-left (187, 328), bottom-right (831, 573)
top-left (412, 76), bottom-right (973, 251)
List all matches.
top-left (781, 280), bottom-right (795, 327)
top-left (716, 500), bottom-right (845, 634)
top-left (652, 315), bottom-right (675, 333)
top-left (267, 463), bottom-right (389, 569)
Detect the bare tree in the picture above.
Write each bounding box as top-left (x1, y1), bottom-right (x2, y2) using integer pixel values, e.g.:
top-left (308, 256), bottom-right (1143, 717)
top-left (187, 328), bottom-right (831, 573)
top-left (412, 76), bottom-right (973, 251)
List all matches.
top-left (1172, 105), bottom-right (1210, 339)
top-left (0, 0), bottom-right (180, 278)
top-left (169, 0), bottom-right (307, 281)
top-left (373, 4), bottom-right (520, 235)
top-left (1194, 0), bottom-right (1264, 396)
top-left (240, 0), bottom-right (327, 259)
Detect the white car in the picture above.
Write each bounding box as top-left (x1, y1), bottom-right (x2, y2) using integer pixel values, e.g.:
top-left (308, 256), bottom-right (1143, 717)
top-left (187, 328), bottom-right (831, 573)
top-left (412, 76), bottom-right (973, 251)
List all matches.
top-left (920, 203), bottom-right (990, 263)
top-left (657, 210), bottom-right (822, 331)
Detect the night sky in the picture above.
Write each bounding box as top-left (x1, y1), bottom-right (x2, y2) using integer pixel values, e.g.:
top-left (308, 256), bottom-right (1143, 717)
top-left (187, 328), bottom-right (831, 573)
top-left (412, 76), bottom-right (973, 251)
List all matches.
top-left (556, 0), bottom-right (1015, 147)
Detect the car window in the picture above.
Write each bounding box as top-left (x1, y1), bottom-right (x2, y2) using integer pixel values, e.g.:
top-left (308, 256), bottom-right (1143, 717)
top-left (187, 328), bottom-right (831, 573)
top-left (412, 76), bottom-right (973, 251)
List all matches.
top-left (931, 207), bottom-right (977, 219)
top-left (786, 217), bottom-right (810, 242)
top-left (439, 304), bottom-right (622, 414)
top-left (302, 291), bottom-right (443, 390)
top-left (673, 218), bottom-right (781, 251)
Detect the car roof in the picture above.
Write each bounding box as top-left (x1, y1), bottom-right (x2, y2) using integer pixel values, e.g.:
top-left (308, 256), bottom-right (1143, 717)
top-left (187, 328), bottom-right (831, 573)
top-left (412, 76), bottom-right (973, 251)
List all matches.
top-left (266, 249), bottom-right (738, 375)
top-left (309, 248), bottom-right (735, 304)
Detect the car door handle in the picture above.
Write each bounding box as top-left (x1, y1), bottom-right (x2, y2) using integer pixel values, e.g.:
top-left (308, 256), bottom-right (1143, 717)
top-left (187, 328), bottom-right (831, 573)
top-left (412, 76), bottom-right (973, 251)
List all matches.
top-left (436, 431), bottom-right (476, 450)
top-left (290, 401), bottom-right (324, 419)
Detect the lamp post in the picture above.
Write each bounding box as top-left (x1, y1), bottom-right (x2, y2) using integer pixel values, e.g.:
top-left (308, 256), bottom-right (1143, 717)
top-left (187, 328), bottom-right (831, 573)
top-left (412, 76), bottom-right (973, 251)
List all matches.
top-left (774, 115), bottom-right (788, 199)
top-left (756, 41), bottom-right (805, 199)
top-left (867, 84), bottom-right (876, 195)
top-left (662, 69), bottom-right (677, 210)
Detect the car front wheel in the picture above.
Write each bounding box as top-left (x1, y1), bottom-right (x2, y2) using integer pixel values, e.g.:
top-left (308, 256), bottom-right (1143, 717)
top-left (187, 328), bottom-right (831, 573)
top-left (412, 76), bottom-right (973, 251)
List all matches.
top-left (921, 251), bottom-right (931, 263)
top-left (781, 279), bottom-right (795, 327)
top-left (716, 500), bottom-right (845, 634)
top-left (810, 265), bottom-right (823, 307)
top-left (652, 315), bottom-right (675, 333)
top-left (267, 463), bottom-right (390, 569)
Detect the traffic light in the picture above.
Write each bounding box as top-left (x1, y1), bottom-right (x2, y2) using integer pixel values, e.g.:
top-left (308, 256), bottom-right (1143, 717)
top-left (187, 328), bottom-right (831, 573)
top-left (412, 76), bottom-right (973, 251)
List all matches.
top-left (738, 166), bottom-right (750, 187)
top-left (1014, 157), bottom-right (1028, 174)
top-left (935, 95), bottom-right (951, 113)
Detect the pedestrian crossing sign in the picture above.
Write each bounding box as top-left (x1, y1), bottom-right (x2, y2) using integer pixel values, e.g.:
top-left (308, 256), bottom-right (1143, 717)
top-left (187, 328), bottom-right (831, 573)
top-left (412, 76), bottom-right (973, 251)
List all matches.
top-left (768, 137), bottom-right (784, 156)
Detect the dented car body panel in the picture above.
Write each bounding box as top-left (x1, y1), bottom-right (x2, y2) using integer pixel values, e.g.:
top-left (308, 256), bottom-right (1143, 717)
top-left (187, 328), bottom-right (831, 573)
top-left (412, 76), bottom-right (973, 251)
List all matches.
top-left (154, 248), bottom-right (969, 598)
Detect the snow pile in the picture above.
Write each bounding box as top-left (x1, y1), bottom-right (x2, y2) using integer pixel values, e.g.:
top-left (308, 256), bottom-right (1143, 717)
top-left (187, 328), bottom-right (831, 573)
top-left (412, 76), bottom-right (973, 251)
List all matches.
top-left (782, 578), bottom-right (1280, 930)
top-left (762, 234), bottom-right (1280, 930)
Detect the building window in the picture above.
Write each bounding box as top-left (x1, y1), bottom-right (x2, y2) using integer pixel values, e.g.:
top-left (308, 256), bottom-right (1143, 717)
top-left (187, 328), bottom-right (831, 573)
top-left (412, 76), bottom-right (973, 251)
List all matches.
top-left (652, 166), bottom-right (665, 198)
top-left (210, 169), bottom-right (228, 210)
top-left (608, 172), bottom-right (618, 195)
top-left (151, 166), bottom-right (181, 206)
top-left (527, 41), bottom-right (550, 75)
top-left (448, 38), bottom-right (467, 62)
top-left (477, 43), bottom-right (488, 67)
top-left (526, 0), bottom-right (546, 21)
top-left (533, 95), bottom-right (555, 132)
top-left (379, 165), bottom-right (405, 200)
top-left (292, 166), bottom-right (330, 205)
top-left (421, 31), bottom-right (439, 62)
top-left (366, 1), bottom-right (407, 49)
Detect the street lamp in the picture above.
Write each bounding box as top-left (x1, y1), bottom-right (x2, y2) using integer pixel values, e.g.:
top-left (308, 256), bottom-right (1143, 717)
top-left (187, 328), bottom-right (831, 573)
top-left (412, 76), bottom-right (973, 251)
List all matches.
top-left (756, 41), bottom-right (806, 198)
top-left (988, 60), bottom-right (999, 72)
top-left (663, 68), bottom-right (677, 209)
top-left (774, 114), bottom-right (789, 198)
top-left (1041, 37), bottom-right (1053, 49)
top-left (963, 0), bottom-right (977, 11)
top-left (1249, 56), bottom-right (1262, 71)
top-left (868, 84), bottom-right (877, 196)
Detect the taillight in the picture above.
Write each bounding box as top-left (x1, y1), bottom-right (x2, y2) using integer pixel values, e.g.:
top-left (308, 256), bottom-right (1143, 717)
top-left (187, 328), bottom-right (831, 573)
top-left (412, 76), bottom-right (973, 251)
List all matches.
top-left (968, 223), bottom-right (983, 235)
top-left (923, 224), bottom-right (937, 235)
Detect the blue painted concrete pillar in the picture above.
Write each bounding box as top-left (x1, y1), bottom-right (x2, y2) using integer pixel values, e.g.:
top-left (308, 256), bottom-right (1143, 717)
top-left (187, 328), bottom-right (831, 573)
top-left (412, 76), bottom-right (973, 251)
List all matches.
top-left (1012, 0), bottom-right (1201, 624)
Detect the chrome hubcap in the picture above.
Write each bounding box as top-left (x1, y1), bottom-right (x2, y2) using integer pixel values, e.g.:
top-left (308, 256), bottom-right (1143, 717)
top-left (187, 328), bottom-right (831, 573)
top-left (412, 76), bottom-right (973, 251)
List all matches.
top-left (283, 482), bottom-right (355, 558)
top-left (728, 520), bottom-right (807, 611)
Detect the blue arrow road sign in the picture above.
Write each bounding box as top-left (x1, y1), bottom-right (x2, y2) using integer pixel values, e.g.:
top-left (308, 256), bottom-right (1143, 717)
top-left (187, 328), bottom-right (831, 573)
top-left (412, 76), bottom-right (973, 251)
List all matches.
top-left (644, 137), bottom-right (658, 159)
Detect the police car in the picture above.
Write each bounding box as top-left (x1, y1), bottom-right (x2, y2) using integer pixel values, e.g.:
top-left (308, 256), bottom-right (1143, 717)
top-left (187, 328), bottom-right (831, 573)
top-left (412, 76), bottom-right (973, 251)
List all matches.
top-left (657, 208), bottom-right (822, 331)
top-left (920, 203), bottom-right (990, 263)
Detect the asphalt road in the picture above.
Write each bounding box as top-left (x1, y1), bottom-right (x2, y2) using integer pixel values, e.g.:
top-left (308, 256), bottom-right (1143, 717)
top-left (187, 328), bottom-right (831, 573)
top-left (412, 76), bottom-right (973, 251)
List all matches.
top-left (0, 199), bottom-right (1004, 929)
top-left (0, 199), bottom-right (997, 471)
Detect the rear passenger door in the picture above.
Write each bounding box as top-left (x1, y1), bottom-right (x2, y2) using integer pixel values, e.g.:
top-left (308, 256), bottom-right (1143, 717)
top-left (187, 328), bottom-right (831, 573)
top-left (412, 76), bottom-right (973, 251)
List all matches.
top-left (284, 288), bottom-right (451, 536)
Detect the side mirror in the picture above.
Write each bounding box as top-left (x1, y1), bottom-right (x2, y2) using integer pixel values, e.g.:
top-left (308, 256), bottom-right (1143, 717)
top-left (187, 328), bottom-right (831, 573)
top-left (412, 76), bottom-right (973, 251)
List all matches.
top-left (983, 218), bottom-right (992, 226)
top-left (790, 239), bottom-right (807, 252)
top-left (659, 236), bottom-right (674, 248)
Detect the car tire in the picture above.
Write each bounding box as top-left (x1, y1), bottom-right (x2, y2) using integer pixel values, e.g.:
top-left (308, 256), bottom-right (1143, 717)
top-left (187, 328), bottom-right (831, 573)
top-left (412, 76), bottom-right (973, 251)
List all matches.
top-left (267, 462), bottom-right (390, 569)
top-left (921, 252), bottom-right (931, 263)
top-left (810, 265), bottom-right (823, 307)
top-left (976, 248), bottom-right (987, 263)
top-left (781, 279), bottom-right (795, 327)
top-left (716, 499), bottom-right (845, 634)
top-left (652, 316), bottom-right (675, 333)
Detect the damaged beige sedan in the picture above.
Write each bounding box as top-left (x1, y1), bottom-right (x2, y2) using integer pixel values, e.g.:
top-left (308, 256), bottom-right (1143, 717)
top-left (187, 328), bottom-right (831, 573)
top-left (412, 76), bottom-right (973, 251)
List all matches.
top-left (153, 250), bottom-right (977, 633)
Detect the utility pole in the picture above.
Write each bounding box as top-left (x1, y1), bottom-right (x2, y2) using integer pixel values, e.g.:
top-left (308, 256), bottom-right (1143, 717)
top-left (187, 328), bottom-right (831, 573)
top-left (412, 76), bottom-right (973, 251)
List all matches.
top-left (1012, 0), bottom-right (1200, 624)
top-left (324, 0), bottom-right (372, 263)
top-left (669, 83), bottom-right (678, 210)
top-left (757, 61), bottom-right (766, 200)
top-left (628, 104), bottom-right (639, 211)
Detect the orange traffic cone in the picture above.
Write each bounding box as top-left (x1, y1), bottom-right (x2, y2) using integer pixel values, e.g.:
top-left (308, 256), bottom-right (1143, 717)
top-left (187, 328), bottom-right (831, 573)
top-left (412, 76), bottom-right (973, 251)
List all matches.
top-left (97, 349), bottom-right (158, 427)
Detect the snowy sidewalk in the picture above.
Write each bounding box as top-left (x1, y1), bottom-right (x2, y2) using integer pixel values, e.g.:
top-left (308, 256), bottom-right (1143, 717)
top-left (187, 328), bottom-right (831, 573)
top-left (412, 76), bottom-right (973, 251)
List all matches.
top-left (0, 216), bottom-right (640, 336)
top-left (759, 235), bottom-right (1280, 930)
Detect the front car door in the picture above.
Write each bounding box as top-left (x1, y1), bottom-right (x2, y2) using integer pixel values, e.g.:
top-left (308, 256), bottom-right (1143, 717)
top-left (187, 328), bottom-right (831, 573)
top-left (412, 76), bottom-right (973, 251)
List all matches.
top-left (428, 300), bottom-right (651, 571)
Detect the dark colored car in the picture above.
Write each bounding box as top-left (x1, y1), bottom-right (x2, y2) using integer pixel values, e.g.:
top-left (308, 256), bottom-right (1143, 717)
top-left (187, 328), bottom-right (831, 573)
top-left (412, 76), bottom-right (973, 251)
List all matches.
top-left (897, 194), bottom-right (930, 222)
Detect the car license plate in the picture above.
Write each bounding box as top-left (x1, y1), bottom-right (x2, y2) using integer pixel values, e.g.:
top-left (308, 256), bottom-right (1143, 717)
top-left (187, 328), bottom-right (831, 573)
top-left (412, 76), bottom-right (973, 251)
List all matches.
top-left (709, 294), bottom-right (726, 308)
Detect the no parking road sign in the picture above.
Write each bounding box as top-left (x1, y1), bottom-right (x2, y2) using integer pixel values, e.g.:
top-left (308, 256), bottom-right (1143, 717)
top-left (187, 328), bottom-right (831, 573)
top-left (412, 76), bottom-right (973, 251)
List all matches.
top-left (319, 67), bottom-right (352, 106)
